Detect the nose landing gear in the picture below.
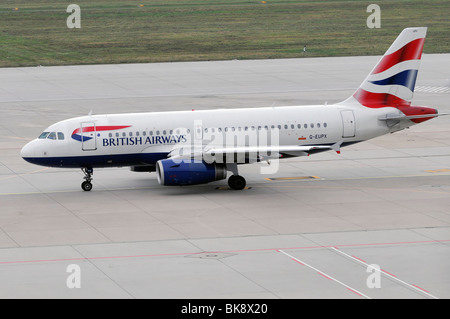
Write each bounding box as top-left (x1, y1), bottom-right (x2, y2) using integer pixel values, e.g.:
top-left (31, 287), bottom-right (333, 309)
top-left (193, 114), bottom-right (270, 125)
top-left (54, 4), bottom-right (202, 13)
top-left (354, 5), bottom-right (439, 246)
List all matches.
top-left (81, 167), bottom-right (93, 191)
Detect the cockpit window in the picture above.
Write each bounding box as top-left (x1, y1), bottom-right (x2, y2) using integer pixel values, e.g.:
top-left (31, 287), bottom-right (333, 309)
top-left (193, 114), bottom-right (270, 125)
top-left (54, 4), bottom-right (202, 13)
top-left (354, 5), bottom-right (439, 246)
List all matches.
top-left (47, 132), bottom-right (57, 140)
top-left (38, 131), bottom-right (65, 140)
top-left (39, 132), bottom-right (50, 139)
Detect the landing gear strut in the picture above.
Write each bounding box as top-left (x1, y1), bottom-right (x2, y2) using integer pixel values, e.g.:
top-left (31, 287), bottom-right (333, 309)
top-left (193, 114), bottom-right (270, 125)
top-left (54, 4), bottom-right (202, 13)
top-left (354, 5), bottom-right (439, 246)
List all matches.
top-left (81, 167), bottom-right (93, 191)
top-left (226, 163), bottom-right (246, 190)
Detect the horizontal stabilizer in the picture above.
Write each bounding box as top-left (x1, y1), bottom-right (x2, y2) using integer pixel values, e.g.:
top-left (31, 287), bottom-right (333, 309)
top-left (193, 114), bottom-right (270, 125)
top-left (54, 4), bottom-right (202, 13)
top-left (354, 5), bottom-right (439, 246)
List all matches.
top-left (378, 113), bottom-right (443, 121)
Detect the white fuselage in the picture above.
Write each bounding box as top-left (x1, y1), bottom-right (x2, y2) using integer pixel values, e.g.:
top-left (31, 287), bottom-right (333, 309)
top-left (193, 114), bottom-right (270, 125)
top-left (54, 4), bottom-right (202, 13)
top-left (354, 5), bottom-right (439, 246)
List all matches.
top-left (21, 102), bottom-right (397, 169)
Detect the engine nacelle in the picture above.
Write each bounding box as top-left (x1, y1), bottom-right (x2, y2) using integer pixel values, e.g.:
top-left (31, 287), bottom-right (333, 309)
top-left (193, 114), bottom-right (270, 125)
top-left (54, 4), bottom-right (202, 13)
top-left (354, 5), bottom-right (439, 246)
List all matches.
top-left (156, 159), bottom-right (227, 186)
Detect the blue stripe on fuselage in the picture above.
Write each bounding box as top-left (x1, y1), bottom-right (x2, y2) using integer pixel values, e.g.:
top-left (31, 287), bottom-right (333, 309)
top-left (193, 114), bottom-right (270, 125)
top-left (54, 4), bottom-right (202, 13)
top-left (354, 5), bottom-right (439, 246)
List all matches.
top-left (71, 134), bottom-right (93, 142)
top-left (22, 152), bottom-right (169, 168)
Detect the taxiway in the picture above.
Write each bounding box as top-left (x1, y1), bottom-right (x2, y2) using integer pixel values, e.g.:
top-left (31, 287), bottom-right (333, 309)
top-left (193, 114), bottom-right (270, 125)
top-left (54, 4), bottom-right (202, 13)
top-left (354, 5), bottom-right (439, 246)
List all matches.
top-left (0, 54), bottom-right (449, 298)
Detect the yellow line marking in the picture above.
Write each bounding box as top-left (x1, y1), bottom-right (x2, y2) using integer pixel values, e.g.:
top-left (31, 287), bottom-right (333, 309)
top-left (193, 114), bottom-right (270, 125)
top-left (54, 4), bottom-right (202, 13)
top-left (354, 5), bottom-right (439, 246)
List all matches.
top-left (215, 186), bottom-right (252, 190)
top-left (265, 176), bottom-right (319, 181)
top-left (425, 169), bottom-right (450, 173)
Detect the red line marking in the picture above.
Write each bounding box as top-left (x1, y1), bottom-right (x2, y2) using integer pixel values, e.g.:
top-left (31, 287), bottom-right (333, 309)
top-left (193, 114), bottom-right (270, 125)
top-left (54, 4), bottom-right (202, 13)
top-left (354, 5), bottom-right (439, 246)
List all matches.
top-left (0, 251), bottom-right (204, 265)
top-left (381, 269), bottom-right (397, 277)
top-left (347, 287), bottom-right (363, 297)
top-left (412, 284), bottom-right (430, 293)
top-left (317, 272), bottom-right (332, 280)
top-left (291, 258), bottom-right (304, 266)
top-left (352, 255), bottom-right (367, 263)
top-left (1, 239), bottom-right (449, 266)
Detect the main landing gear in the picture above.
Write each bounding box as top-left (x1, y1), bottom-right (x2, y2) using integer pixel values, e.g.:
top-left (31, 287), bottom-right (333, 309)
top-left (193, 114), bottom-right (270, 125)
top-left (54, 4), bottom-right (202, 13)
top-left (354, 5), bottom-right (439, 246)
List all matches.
top-left (81, 167), bottom-right (93, 191)
top-left (228, 175), bottom-right (246, 190)
top-left (226, 163), bottom-right (246, 190)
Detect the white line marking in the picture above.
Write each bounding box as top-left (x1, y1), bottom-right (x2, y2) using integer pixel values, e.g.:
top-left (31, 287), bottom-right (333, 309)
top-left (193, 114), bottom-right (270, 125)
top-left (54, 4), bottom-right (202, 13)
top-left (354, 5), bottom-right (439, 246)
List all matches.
top-left (415, 86), bottom-right (450, 93)
top-left (278, 249), bottom-right (371, 299)
top-left (330, 247), bottom-right (439, 299)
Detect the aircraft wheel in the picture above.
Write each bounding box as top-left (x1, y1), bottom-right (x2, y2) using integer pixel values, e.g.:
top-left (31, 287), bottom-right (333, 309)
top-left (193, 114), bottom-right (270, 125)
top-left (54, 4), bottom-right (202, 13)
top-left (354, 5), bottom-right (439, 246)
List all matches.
top-left (228, 175), bottom-right (246, 190)
top-left (81, 181), bottom-right (93, 192)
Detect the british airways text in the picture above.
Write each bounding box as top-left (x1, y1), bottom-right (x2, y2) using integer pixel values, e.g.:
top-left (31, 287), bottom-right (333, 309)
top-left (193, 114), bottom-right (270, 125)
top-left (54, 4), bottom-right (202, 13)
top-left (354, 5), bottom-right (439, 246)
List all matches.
top-left (102, 135), bottom-right (187, 147)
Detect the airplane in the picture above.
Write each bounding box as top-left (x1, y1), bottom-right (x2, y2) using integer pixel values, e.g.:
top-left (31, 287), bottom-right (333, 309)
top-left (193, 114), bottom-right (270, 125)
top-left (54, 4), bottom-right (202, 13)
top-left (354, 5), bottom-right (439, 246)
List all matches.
top-left (21, 27), bottom-right (441, 192)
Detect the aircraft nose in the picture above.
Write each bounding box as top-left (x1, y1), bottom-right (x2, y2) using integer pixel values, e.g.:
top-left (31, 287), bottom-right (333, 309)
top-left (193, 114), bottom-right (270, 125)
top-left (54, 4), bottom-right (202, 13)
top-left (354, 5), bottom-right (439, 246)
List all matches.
top-left (21, 140), bottom-right (37, 160)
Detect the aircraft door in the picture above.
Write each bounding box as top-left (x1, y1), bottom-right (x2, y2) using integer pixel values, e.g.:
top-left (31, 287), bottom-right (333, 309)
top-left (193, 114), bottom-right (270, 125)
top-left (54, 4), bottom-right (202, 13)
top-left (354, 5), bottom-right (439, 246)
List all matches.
top-left (340, 110), bottom-right (356, 138)
top-left (81, 122), bottom-right (97, 151)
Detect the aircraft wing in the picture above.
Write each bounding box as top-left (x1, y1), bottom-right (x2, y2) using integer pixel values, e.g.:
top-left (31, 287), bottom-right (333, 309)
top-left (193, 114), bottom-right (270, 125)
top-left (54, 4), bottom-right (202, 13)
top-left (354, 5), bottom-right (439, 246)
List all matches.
top-left (167, 142), bottom-right (343, 162)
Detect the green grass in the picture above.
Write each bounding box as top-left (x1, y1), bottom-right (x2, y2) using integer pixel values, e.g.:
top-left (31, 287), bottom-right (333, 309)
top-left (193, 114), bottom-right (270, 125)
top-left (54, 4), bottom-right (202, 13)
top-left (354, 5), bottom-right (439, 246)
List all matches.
top-left (0, 0), bottom-right (449, 67)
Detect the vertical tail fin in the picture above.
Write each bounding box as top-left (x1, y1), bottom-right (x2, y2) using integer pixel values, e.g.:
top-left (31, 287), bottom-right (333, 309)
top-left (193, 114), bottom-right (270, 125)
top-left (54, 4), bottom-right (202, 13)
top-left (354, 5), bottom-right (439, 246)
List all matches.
top-left (348, 27), bottom-right (427, 108)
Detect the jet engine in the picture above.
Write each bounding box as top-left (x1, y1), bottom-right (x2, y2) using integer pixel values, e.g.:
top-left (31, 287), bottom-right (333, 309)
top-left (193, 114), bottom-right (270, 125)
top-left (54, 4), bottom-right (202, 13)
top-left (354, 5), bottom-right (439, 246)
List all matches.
top-left (156, 159), bottom-right (227, 186)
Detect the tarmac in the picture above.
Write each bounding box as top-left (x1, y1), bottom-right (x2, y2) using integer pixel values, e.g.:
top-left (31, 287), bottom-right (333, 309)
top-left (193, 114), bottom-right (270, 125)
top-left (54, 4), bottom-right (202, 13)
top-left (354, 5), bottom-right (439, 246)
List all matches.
top-left (0, 54), bottom-right (449, 299)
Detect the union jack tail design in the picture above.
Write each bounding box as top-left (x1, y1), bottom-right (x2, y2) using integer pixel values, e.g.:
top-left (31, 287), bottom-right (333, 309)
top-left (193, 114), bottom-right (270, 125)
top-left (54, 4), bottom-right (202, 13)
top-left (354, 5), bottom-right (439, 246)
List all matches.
top-left (351, 27), bottom-right (427, 109)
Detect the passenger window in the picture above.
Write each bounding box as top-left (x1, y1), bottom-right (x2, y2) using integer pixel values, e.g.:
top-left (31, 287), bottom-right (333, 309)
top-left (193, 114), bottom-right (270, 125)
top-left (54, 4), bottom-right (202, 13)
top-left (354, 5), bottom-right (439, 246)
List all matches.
top-left (57, 132), bottom-right (65, 140)
top-left (47, 132), bottom-right (56, 140)
top-left (39, 132), bottom-right (50, 139)
top-left (324, 123), bottom-right (327, 128)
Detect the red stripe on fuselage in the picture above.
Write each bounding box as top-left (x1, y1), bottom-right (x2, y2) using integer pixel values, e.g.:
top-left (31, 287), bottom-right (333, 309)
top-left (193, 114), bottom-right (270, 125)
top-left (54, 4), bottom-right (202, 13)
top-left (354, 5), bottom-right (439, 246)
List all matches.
top-left (72, 125), bottom-right (131, 136)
